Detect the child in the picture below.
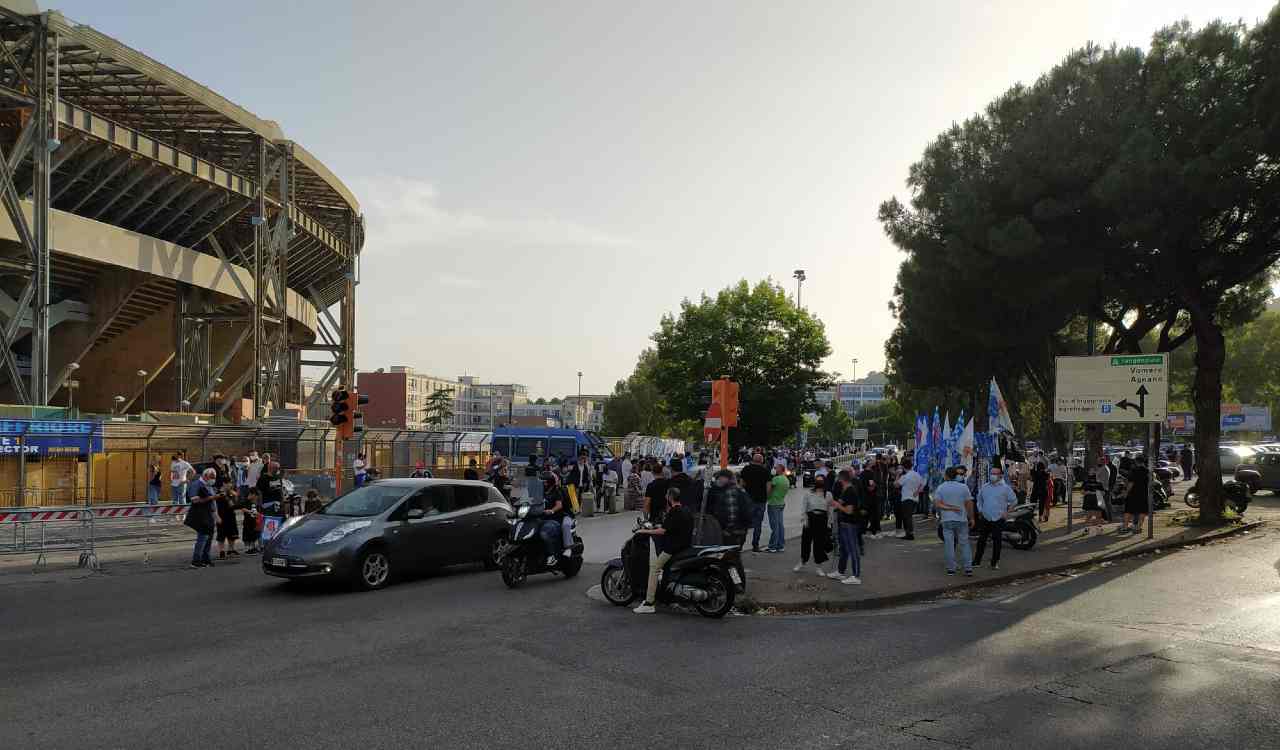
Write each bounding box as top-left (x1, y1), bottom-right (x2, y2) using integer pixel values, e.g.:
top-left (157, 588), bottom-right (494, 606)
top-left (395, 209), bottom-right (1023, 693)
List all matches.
top-left (1080, 468), bottom-right (1105, 535)
top-left (241, 488), bottom-right (262, 554)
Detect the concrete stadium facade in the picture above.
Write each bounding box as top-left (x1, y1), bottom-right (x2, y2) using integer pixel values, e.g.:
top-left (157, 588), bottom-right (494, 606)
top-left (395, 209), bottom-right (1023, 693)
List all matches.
top-left (0, 2), bottom-right (363, 419)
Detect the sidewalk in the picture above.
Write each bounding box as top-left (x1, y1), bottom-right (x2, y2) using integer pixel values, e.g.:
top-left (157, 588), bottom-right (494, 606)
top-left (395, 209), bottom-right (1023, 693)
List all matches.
top-left (738, 485), bottom-right (1276, 612)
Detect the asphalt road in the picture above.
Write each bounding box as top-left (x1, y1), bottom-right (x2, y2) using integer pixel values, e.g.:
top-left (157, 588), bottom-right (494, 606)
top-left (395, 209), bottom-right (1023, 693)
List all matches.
top-left (2, 522), bottom-right (1277, 749)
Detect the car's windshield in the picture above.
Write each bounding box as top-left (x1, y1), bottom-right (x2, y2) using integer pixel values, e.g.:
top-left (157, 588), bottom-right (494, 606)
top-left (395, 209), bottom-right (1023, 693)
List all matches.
top-left (319, 485), bottom-right (410, 517)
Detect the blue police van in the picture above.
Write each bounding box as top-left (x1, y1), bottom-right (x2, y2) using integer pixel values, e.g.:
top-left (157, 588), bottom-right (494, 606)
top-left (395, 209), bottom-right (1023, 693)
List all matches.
top-left (490, 427), bottom-right (614, 467)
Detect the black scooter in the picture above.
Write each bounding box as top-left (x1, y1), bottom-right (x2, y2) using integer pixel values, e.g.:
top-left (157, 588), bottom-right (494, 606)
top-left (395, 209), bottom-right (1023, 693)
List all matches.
top-left (599, 519), bottom-right (742, 618)
top-left (497, 503), bottom-right (584, 588)
top-left (1184, 471), bottom-right (1254, 514)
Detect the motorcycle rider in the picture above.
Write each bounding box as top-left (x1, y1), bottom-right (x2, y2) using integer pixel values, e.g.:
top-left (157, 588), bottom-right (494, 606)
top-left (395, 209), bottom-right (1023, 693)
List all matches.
top-left (539, 470), bottom-right (576, 566)
top-left (633, 486), bottom-right (694, 614)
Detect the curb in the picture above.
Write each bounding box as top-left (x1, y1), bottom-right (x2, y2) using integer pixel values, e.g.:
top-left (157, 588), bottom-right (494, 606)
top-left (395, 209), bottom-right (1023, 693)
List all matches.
top-left (737, 519), bottom-right (1266, 614)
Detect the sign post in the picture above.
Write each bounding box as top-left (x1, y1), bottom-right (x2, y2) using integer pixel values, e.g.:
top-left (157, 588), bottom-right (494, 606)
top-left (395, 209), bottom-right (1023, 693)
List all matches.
top-left (1054, 354), bottom-right (1169, 540)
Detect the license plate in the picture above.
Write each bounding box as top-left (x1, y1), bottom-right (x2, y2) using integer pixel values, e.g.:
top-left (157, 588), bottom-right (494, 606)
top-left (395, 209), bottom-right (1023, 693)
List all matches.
top-left (729, 568), bottom-right (742, 584)
top-left (271, 557), bottom-right (287, 568)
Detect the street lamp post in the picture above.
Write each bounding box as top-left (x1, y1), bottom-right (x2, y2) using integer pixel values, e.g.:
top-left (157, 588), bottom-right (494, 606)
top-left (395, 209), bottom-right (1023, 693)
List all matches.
top-left (851, 357), bottom-right (858, 381)
top-left (112, 395), bottom-right (125, 415)
top-left (65, 362), bottom-right (80, 415)
top-left (792, 270), bottom-right (806, 447)
top-left (137, 369), bottom-right (148, 414)
top-left (577, 371), bottom-right (583, 428)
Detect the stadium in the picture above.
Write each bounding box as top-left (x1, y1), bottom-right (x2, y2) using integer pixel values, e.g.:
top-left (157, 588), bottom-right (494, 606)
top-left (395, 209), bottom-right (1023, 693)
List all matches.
top-left (0, 0), bottom-right (362, 422)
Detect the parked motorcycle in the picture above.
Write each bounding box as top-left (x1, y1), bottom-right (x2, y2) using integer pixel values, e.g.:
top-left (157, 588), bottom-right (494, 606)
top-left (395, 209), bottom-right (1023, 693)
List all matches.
top-left (599, 519), bottom-right (742, 618)
top-left (936, 502), bottom-right (1039, 550)
top-left (496, 502), bottom-right (583, 588)
top-left (1183, 471), bottom-right (1254, 514)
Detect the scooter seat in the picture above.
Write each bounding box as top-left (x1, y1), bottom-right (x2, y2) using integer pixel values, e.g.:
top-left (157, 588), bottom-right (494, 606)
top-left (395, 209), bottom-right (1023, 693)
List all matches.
top-left (693, 545), bottom-right (738, 557)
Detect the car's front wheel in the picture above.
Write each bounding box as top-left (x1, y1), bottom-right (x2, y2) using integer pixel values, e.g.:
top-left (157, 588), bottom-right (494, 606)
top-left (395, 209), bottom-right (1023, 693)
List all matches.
top-left (483, 535), bottom-right (506, 571)
top-left (354, 547), bottom-right (392, 591)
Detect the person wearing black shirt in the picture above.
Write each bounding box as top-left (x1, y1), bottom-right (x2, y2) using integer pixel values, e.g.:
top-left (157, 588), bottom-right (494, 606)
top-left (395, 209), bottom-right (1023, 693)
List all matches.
top-left (643, 470), bottom-right (671, 528)
top-left (539, 472), bottom-right (576, 564)
top-left (739, 453), bottom-right (771, 552)
top-left (633, 486), bottom-right (692, 614)
top-left (463, 459), bottom-right (480, 481)
top-left (183, 468), bottom-right (220, 568)
top-left (1122, 459), bottom-right (1150, 535)
top-left (257, 462), bottom-right (285, 516)
top-left (1030, 463), bottom-right (1051, 523)
top-left (831, 469), bottom-right (863, 583)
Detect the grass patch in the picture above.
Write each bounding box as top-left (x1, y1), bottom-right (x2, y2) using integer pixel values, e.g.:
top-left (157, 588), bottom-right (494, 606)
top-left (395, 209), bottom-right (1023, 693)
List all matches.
top-left (1164, 509), bottom-right (1241, 528)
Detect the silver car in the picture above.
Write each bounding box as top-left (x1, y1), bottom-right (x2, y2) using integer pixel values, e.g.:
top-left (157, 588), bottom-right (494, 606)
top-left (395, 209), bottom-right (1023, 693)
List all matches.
top-left (263, 479), bottom-right (511, 590)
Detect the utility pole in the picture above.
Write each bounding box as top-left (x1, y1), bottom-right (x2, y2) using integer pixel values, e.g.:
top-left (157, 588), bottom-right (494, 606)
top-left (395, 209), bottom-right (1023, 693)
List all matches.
top-left (792, 269), bottom-right (806, 447)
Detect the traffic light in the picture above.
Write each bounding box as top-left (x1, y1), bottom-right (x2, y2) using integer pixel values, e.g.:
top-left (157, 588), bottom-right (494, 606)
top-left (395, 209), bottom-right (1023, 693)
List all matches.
top-left (330, 388), bottom-right (352, 434)
top-left (723, 381), bottom-right (740, 427)
top-left (697, 380), bottom-right (714, 408)
top-left (350, 389), bottom-right (369, 438)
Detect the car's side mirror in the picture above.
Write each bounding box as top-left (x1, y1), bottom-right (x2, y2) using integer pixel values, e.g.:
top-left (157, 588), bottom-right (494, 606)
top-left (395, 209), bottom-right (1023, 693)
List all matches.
top-left (407, 508), bottom-right (426, 520)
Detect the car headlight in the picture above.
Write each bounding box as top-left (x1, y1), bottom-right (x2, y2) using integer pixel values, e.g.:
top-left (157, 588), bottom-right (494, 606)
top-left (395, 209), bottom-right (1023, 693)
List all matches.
top-left (316, 520), bottom-right (373, 545)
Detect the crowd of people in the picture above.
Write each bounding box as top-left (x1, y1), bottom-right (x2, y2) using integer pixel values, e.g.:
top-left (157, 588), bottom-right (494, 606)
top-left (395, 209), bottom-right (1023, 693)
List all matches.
top-left (155, 449), bottom-right (309, 568)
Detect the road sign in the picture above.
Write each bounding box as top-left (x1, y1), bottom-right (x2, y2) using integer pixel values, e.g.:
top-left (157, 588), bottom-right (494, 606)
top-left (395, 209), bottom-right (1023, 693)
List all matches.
top-left (1054, 354), bottom-right (1169, 424)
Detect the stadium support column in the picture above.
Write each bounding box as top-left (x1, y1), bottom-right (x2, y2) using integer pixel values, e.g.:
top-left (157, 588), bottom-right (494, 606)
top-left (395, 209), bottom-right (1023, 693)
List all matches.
top-left (31, 22), bottom-right (52, 405)
top-left (252, 138), bottom-right (293, 417)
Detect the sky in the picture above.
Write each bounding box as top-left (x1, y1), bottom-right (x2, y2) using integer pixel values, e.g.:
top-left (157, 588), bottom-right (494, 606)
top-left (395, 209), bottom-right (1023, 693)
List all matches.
top-left (56, 0), bottom-right (1280, 400)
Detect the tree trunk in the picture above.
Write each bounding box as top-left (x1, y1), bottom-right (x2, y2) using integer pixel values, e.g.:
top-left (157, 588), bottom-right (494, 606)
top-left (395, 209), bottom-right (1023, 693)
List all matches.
top-left (1085, 423), bottom-right (1104, 473)
top-left (1190, 309), bottom-right (1226, 522)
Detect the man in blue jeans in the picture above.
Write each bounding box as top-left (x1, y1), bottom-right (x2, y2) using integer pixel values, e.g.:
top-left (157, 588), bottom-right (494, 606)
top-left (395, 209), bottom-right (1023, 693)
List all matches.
top-left (932, 466), bottom-right (974, 576)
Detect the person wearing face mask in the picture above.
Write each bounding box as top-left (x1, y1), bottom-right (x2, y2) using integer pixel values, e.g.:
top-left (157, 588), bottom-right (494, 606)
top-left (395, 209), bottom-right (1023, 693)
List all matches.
top-left (972, 465), bottom-right (1017, 571)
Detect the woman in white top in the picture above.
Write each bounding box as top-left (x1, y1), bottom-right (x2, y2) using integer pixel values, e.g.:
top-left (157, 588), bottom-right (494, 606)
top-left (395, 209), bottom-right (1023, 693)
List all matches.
top-left (794, 475), bottom-right (833, 577)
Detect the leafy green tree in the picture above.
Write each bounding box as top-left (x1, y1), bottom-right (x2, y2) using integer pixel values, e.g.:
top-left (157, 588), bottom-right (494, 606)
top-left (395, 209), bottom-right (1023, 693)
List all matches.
top-left (816, 400), bottom-right (854, 444)
top-left (651, 280), bottom-right (832, 447)
top-left (852, 401), bottom-right (915, 444)
top-left (601, 349), bottom-right (674, 436)
top-left (422, 387), bottom-right (454, 428)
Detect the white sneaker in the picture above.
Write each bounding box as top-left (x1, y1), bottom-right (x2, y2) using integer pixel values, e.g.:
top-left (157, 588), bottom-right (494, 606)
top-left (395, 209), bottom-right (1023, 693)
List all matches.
top-left (633, 603), bottom-right (656, 614)
top-left (792, 562), bottom-right (804, 572)
top-left (813, 566), bottom-right (827, 577)
top-left (841, 576), bottom-right (862, 585)
top-left (827, 571), bottom-right (845, 579)
top-left (546, 556), bottom-right (559, 567)
top-left (894, 531), bottom-right (905, 538)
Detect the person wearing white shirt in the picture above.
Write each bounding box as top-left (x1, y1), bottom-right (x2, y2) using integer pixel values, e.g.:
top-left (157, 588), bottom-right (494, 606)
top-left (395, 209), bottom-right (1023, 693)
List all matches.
top-left (895, 465), bottom-right (926, 540)
top-left (169, 452), bottom-right (194, 505)
top-left (353, 454), bottom-right (368, 487)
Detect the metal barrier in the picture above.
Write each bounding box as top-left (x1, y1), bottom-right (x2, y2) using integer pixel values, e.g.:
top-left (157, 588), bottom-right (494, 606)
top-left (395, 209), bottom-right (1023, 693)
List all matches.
top-left (0, 502), bottom-right (194, 569)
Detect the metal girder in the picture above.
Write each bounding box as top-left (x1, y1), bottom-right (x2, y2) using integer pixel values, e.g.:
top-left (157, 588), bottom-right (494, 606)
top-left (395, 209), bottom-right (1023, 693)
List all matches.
top-left (111, 169), bottom-right (176, 224)
top-left (89, 162), bottom-right (152, 219)
top-left (130, 178), bottom-right (194, 229)
top-left (215, 366), bottom-right (252, 418)
top-left (193, 321), bottom-right (253, 411)
top-left (51, 147), bottom-right (110, 202)
top-left (140, 184), bottom-right (208, 234)
top-left (181, 196), bottom-right (249, 248)
top-left (159, 190), bottom-right (222, 238)
top-left (48, 135), bottom-right (85, 172)
top-left (206, 234), bottom-right (255, 308)
top-left (66, 152), bottom-right (132, 214)
top-left (0, 19), bottom-right (52, 405)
